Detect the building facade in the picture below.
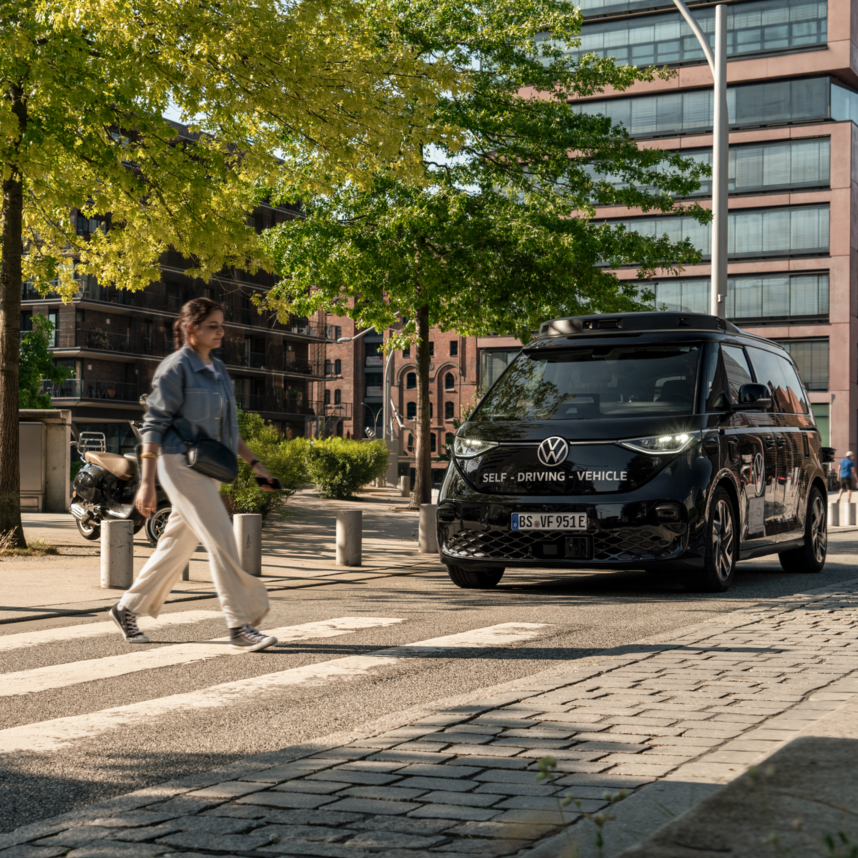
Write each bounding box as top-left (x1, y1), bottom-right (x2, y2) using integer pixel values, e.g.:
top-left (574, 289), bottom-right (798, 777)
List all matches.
top-left (24, 203), bottom-right (340, 455)
top-left (567, 0), bottom-right (856, 454)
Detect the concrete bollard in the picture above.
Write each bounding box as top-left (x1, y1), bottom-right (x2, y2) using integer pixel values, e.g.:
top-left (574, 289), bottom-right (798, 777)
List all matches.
top-left (181, 562), bottom-right (190, 582)
top-left (828, 501), bottom-right (840, 527)
top-left (399, 474), bottom-right (410, 498)
top-left (336, 510), bottom-right (362, 566)
top-left (234, 513), bottom-right (262, 577)
top-left (101, 520), bottom-right (134, 589)
top-left (419, 503), bottom-right (438, 554)
top-left (844, 502), bottom-right (857, 526)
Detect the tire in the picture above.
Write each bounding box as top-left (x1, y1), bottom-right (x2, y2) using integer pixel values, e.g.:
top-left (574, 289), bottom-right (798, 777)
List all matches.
top-left (145, 505), bottom-right (172, 546)
top-left (778, 487), bottom-right (827, 574)
top-left (446, 565), bottom-right (505, 589)
top-left (684, 486), bottom-right (737, 593)
top-left (76, 517), bottom-right (101, 541)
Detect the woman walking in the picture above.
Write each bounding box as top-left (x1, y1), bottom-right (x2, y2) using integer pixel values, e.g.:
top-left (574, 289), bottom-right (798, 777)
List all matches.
top-left (109, 297), bottom-right (279, 652)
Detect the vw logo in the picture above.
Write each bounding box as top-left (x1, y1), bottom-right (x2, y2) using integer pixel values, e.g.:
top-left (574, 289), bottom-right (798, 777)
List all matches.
top-left (752, 452), bottom-right (765, 497)
top-left (537, 436), bottom-right (569, 467)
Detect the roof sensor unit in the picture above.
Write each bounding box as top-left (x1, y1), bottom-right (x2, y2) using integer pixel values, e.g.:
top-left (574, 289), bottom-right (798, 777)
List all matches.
top-left (538, 312), bottom-right (740, 338)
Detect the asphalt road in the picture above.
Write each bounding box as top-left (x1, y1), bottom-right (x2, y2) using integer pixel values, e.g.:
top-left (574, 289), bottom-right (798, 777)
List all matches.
top-left (2, 533), bottom-right (858, 834)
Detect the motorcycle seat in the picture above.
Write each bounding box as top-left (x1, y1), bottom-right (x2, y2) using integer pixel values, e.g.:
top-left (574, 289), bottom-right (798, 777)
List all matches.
top-left (84, 451), bottom-right (138, 481)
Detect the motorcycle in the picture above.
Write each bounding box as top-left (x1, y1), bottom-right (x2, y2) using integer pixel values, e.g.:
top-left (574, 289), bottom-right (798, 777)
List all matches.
top-left (70, 395), bottom-right (172, 545)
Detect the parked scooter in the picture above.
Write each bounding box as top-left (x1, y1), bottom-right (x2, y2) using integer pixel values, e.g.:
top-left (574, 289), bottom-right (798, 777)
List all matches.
top-left (70, 395), bottom-right (171, 545)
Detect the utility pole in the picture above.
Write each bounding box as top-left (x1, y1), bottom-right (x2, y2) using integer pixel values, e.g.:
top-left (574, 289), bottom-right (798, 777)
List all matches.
top-left (672, 0), bottom-right (729, 319)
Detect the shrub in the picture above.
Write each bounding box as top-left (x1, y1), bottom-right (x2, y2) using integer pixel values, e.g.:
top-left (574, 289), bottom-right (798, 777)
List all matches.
top-left (306, 437), bottom-right (389, 499)
top-left (219, 411), bottom-right (311, 519)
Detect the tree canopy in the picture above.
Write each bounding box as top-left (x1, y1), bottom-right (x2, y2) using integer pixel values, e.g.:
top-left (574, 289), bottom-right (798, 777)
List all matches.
top-left (19, 314), bottom-right (70, 409)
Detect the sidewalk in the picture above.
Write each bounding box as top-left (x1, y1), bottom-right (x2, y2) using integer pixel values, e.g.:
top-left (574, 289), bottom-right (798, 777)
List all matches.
top-left (3, 488), bottom-right (433, 625)
top-left (2, 577), bottom-right (857, 858)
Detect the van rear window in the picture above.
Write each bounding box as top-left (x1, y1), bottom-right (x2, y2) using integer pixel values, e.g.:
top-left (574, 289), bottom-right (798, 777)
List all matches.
top-left (474, 345), bottom-right (701, 421)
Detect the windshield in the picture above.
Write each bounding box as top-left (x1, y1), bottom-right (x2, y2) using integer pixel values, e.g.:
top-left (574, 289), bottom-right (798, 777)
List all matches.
top-left (474, 344), bottom-right (702, 421)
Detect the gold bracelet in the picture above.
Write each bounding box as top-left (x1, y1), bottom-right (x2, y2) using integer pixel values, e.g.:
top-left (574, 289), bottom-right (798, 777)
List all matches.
top-left (140, 453), bottom-right (158, 460)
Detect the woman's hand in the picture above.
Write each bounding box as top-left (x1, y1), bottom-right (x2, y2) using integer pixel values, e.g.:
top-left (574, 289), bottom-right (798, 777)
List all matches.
top-left (135, 480), bottom-right (158, 519)
top-left (252, 460), bottom-right (277, 491)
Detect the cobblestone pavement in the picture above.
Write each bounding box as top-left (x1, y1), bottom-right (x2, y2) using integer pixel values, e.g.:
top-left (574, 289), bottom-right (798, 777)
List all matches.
top-left (3, 579), bottom-right (858, 858)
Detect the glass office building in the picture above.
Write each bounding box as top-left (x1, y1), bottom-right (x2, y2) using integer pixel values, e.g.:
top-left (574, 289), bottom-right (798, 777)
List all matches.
top-left (566, 0), bottom-right (857, 452)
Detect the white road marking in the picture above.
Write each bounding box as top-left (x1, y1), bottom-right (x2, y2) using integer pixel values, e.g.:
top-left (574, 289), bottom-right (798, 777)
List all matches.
top-left (0, 623), bottom-right (548, 753)
top-left (0, 610), bottom-right (221, 652)
top-left (0, 617), bottom-right (404, 697)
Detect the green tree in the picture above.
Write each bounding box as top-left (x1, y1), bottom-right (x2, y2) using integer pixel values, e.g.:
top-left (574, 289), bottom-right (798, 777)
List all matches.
top-left (18, 314), bottom-right (71, 409)
top-left (0, 0), bottom-right (466, 546)
top-left (263, 0), bottom-right (710, 506)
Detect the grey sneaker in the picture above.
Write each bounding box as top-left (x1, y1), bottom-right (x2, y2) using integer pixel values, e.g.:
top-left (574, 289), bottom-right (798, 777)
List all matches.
top-left (229, 624), bottom-right (277, 652)
top-left (109, 603), bottom-right (149, 643)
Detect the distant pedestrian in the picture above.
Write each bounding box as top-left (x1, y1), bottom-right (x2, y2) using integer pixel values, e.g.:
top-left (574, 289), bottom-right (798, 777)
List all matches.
top-left (837, 451), bottom-right (856, 504)
top-left (109, 297), bottom-right (279, 652)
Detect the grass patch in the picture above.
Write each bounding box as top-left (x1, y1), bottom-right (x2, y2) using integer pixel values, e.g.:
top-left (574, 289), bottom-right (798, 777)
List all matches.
top-left (0, 531), bottom-right (60, 557)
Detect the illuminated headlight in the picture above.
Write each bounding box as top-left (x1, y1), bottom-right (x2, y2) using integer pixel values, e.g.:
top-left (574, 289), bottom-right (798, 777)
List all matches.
top-left (619, 432), bottom-right (699, 455)
top-left (453, 437), bottom-right (498, 458)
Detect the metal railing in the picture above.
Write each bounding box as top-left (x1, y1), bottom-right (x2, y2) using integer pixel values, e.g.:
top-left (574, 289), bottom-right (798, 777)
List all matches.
top-left (42, 379), bottom-right (141, 402)
top-left (284, 354), bottom-right (325, 377)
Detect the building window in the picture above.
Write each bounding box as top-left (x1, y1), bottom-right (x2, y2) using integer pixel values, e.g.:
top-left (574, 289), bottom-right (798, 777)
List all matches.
top-left (775, 339), bottom-right (829, 391)
top-left (450, 341), bottom-right (458, 356)
top-left (325, 359), bottom-right (332, 377)
top-left (645, 273), bottom-right (829, 322)
top-left (324, 389), bottom-right (331, 405)
top-left (430, 433), bottom-right (437, 452)
top-left (430, 402), bottom-right (433, 418)
top-left (480, 349), bottom-right (518, 393)
top-left (334, 358), bottom-right (341, 375)
top-left (334, 389), bottom-right (341, 405)
top-left (406, 372), bottom-right (416, 389)
top-left (445, 401), bottom-right (454, 419)
top-left (408, 432), bottom-right (414, 451)
top-left (407, 402), bottom-right (417, 419)
top-left (445, 372), bottom-right (455, 390)
top-left (335, 326), bottom-right (342, 340)
top-left (403, 346), bottom-right (411, 358)
top-left (428, 341), bottom-right (434, 357)
top-left (573, 77), bottom-right (831, 138)
top-left (336, 421), bottom-right (344, 437)
top-left (568, 0), bottom-right (827, 69)
top-left (611, 205), bottom-right (829, 261)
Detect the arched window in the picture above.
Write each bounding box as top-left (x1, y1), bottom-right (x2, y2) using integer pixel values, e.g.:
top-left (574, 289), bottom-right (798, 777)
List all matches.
top-left (445, 372), bottom-right (455, 390)
top-left (430, 433), bottom-right (436, 452)
top-left (408, 433), bottom-right (414, 451)
top-left (324, 359), bottom-right (332, 376)
top-left (445, 401), bottom-right (454, 419)
top-left (324, 389), bottom-right (331, 405)
top-left (334, 389), bottom-right (341, 405)
top-left (334, 358), bottom-right (342, 375)
top-left (445, 432), bottom-right (455, 448)
top-left (406, 402), bottom-right (416, 419)
top-left (406, 372), bottom-right (416, 389)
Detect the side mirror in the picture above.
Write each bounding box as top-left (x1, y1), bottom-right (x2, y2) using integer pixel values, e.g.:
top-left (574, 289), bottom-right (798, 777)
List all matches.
top-left (737, 382), bottom-right (772, 411)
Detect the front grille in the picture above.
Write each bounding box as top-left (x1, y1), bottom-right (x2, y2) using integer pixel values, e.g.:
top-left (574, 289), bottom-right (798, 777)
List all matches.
top-left (442, 526), bottom-right (683, 563)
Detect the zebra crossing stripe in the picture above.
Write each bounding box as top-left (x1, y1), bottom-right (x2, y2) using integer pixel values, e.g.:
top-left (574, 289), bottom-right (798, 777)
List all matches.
top-left (0, 610), bottom-right (221, 652)
top-left (0, 617), bottom-right (405, 698)
top-left (0, 623), bottom-right (548, 754)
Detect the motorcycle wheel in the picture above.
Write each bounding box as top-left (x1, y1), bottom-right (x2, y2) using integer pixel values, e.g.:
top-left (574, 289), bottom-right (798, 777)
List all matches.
top-left (76, 517), bottom-right (101, 541)
top-left (145, 505), bottom-right (172, 546)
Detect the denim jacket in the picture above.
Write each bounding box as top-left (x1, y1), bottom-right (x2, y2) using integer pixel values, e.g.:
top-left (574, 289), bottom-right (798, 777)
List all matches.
top-left (141, 346), bottom-right (239, 455)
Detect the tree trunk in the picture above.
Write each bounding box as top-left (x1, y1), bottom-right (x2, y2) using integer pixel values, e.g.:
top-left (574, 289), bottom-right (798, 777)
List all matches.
top-left (0, 83), bottom-right (27, 547)
top-left (409, 303), bottom-right (432, 509)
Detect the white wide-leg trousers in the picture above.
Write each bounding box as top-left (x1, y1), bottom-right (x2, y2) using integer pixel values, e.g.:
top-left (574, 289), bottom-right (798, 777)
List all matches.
top-left (119, 453), bottom-right (270, 628)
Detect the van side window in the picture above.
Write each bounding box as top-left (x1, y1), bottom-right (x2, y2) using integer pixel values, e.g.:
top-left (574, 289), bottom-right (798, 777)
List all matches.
top-left (776, 358), bottom-right (810, 414)
top-left (748, 347), bottom-right (792, 413)
top-left (703, 344), bottom-right (753, 410)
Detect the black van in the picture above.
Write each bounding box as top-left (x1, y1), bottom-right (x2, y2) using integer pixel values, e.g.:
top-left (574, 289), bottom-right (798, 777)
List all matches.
top-left (437, 312), bottom-right (828, 592)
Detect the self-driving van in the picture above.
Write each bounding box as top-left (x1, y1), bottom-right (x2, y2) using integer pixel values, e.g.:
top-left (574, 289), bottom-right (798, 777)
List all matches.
top-left (437, 312), bottom-right (828, 593)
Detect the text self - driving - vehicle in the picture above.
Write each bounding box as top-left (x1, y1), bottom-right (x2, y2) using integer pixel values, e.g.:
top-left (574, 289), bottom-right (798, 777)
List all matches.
top-left (437, 312), bottom-right (828, 592)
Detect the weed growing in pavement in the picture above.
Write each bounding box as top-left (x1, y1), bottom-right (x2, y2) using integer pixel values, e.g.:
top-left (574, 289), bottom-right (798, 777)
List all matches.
top-left (0, 531), bottom-right (59, 557)
top-left (825, 832), bottom-right (858, 858)
top-left (537, 756), bottom-right (628, 858)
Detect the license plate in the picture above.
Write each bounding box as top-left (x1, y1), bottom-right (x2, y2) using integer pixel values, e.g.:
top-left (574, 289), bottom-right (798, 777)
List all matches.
top-left (511, 513), bottom-right (587, 531)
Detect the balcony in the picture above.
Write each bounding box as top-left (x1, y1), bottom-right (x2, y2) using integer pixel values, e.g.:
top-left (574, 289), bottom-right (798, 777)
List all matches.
top-left (284, 354), bottom-right (325, 377)
top-left (22, 283), bottom-right (62, 302)
top-left (54, 328), bottom-right (173, 356)
top-left (247, 351), bottom-right (267, 369)
top-left (42, 379), bottom-right (141, 403)
top-left (236, 389), bottom-right (328, 417)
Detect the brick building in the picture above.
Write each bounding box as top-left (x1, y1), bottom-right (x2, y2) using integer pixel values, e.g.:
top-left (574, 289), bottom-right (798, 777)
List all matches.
top-left (565, 0), bottom-right (856, 454)
top-left (24, 203), bottom-right (339, 455)
top-left (322, 311), bottom-right (521, 484)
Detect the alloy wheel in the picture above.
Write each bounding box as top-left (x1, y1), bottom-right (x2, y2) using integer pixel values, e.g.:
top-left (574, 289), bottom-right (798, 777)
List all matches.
top-left (711, 498), bottom-right (735, 582)
top-left (810, 495), bottom-right (827, 564)
top-left (149, 508), bottom-right (171, 542)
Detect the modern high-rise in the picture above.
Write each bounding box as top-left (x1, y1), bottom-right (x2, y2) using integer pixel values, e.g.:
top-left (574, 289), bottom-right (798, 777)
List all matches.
top-left (565, 0), bottom-right (854, 454)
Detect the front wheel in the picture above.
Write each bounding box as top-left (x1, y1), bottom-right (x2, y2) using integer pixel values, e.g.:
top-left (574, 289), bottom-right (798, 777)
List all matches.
top-left (446, 565), bottom-right (505, 589)
top-left (685, 487), bottom-right (737, 593)
top-left (779, 487), bottom-right (827, 574)
top-left (145, 505), bottom-right (172, 546)
top-left (76, 517), bottom-right (101, 541)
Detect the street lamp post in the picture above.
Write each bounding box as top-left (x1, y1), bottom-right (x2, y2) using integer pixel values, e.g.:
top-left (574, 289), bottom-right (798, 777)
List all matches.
top-left (672, 0), bottom-right (728, 320)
